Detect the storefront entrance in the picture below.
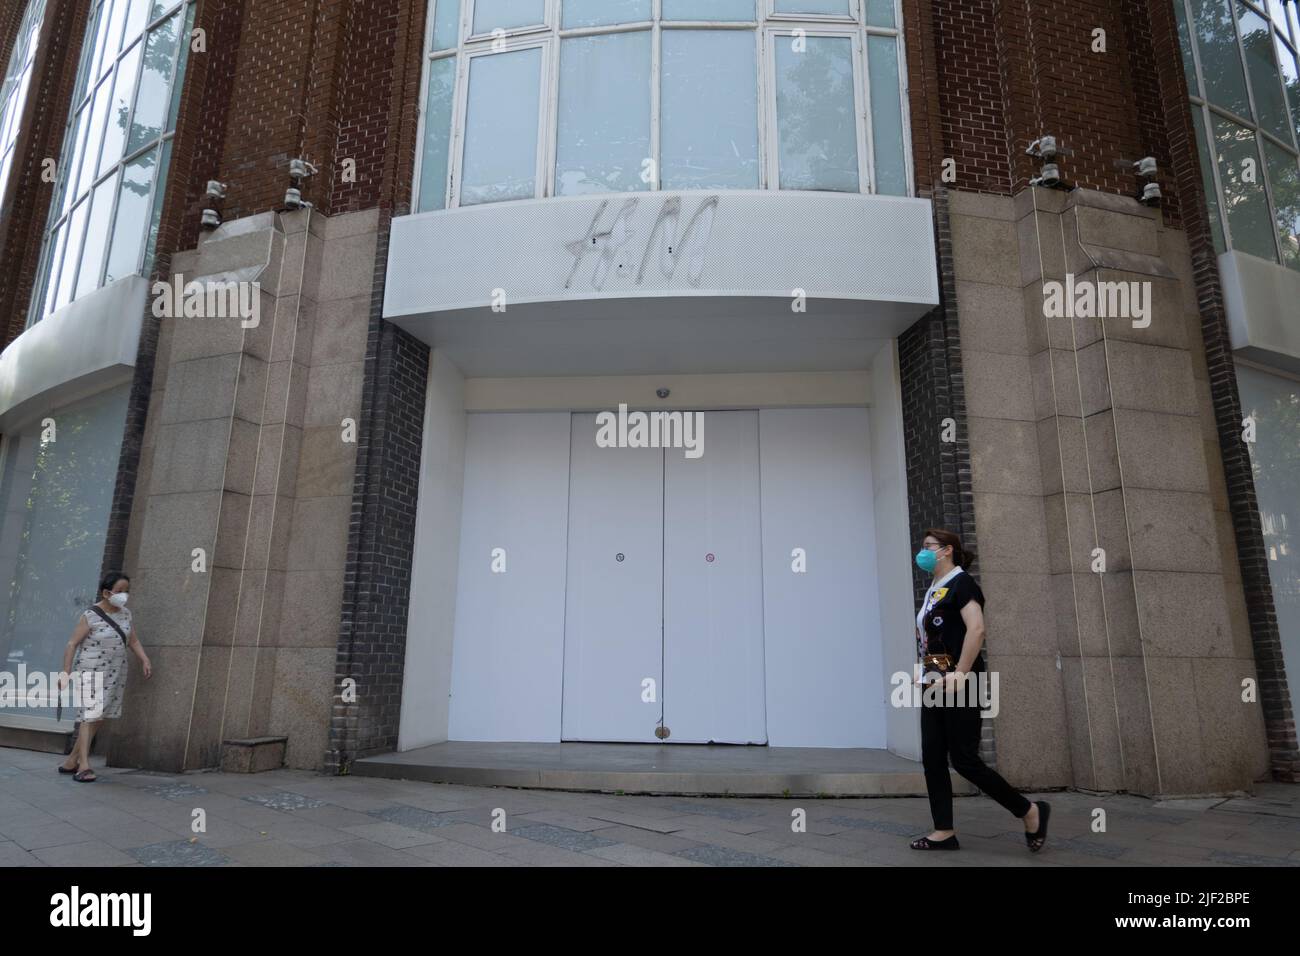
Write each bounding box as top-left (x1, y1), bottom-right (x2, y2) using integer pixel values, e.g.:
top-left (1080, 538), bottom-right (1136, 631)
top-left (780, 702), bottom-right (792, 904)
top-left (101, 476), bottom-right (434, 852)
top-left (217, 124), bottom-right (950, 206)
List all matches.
top-left (441, 399), bottom-right (886, 749)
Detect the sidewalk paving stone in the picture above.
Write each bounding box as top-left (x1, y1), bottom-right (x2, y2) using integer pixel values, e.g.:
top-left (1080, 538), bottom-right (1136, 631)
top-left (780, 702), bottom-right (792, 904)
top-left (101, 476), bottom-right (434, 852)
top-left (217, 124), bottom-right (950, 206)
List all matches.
top-left (2, 747), bottom-right (1297, 867)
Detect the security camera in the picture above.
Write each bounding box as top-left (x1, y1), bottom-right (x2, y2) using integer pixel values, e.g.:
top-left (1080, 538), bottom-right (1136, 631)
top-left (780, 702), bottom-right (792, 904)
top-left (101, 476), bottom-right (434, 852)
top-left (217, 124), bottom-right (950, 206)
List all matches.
top-left (289, 158), bottom-right (318, 179)
top-left (1134, 156), bottom-right (1158, 178)
top-left (656, 388), bottom-right (671, 399)
top-left (206, 180), bottom-right (227, 199)
top-left (1039, 163), bottom-right (1061, 186)
top-left (1027, 136), bottom-right (1058, 159)
top-left (1141, 182), bottom-right (1163, 205)
top-left (200, 208), bottom-right (221, 229)
top-left (284, 187), bottom-right (303, 209)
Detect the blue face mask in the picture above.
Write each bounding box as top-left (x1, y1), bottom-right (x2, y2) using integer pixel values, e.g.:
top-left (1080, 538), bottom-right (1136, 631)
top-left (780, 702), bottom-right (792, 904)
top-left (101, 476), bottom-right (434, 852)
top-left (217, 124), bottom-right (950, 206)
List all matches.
top-left (915, 548), bottom-right (938, 573)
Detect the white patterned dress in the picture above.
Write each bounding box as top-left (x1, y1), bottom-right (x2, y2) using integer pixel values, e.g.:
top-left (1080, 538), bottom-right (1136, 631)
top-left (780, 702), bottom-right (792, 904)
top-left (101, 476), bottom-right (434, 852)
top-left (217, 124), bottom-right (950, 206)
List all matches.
top-left (75, 606), bottom-right (131, 721)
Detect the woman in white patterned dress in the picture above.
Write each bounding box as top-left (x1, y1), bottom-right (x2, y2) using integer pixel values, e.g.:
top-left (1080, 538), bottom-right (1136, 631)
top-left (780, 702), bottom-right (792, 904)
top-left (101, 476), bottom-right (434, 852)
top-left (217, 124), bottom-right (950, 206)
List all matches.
top-left (56, 572), bottom-right (152, 782)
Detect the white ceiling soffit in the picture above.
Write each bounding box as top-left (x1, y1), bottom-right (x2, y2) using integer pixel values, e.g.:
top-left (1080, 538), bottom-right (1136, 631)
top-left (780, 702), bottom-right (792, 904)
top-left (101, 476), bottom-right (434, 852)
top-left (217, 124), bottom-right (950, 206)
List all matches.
top-left (0, 275), bottom-right (147, 431)
top-left (384, 191), bottom-right (938, 375)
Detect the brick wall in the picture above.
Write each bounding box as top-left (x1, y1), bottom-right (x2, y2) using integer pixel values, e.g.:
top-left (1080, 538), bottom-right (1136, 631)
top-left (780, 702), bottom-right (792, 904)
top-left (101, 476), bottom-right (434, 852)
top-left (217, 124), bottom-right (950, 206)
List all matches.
top-left (908, 0), bottom-right (1184, 228)
top-left (898, 187), bottom-right (994, 765)
top-left (326, 212), bottom-right (429, 772)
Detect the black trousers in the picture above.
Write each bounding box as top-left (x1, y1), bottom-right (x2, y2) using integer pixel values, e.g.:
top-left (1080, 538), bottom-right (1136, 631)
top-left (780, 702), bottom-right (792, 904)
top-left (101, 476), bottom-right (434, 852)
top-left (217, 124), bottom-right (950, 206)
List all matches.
top-left (921, 699), bottom-right (1032, 830)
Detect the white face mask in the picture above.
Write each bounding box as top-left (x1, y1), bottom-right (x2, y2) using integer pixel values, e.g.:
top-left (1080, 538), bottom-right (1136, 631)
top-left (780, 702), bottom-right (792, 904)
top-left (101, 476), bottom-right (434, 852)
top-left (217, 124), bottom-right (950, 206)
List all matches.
top-left (108, 592), bottom-right (129, 609)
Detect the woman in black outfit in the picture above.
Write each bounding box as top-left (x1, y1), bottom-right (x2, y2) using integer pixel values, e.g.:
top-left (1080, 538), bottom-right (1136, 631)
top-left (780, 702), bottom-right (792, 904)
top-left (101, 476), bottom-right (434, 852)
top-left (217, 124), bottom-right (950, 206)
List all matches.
top-left (909, 528), bottom-right (1050, 852)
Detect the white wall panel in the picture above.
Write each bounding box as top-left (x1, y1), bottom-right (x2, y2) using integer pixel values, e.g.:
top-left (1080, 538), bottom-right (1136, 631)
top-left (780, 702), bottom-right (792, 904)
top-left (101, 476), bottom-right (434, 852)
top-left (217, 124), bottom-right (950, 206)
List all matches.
top-left (446, 411), bottom-right (572, 741)
top-left (759, 407), bottom-right (884, 747)
top-left (562, 414), bottom-right (665, 741)
top-left (663, 410), bottom-right (766, 743)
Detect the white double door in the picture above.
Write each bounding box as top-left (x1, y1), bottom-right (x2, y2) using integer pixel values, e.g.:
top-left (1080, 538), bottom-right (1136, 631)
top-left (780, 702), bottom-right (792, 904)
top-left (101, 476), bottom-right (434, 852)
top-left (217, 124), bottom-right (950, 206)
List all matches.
top-left (562, 410), bottom-right (767, 744)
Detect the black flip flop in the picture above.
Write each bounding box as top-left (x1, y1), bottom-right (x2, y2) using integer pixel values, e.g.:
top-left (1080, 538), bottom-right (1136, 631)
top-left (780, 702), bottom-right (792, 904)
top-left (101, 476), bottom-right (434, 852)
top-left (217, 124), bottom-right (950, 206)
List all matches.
top-left (73, 769), bottom-right (97, 783)
top-left (1025, 800), bottom-right (1051, 852)
top-left (57, 765), bottom-right (77, 774)
top-left (910, 835), bottom-right (960, 850)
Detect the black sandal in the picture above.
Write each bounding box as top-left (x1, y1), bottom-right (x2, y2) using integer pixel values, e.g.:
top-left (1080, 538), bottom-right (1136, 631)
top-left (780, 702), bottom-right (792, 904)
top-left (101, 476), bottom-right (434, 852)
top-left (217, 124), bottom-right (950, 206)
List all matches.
top-left (57, 765), bottom-right (77, 774)
top-left (1024, 800), bottom-right (1050, 852)
top-left (73, 769), bottom-right (97, 783)
top-left (910, 835), bottom-right (960, 850)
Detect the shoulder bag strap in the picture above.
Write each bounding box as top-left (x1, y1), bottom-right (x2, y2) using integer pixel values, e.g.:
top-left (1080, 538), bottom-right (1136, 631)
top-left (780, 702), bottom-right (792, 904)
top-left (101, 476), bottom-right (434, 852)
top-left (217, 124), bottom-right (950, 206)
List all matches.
top-left (88, 605), bottom-right (129, 645)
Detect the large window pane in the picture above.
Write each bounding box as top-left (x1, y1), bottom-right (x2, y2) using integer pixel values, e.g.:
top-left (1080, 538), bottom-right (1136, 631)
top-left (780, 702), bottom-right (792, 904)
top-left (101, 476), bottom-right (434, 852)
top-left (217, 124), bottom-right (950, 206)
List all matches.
top-left (166, 1), bottom-right (195, 132)
top-left (0, 0), bottom-right (47, 206)
top-left (0, 386), bottom-right (131, 721)
top-left (74, 175), bottom-right (117, 297)
top-left (55, 200), bottom-right (89, 309)
top-left (123, 0), bottom-right (151, 41)
top-left (97, 40), bottom-right (141, 177)
top-left (96, 0), bottom-right (129, 83)
top-left (78, 2), bottom-right (106, 94)
top-left (126, 12), bottom-right (181, 155)
top-left (1192, 0), bottom-right (1252, 117)
top-left (1238, 3), bottom-right (1292, 144)
top-left (1235, 364), bottom-right (1300, 698)
top-left (775, 34), bottom-right (858, 192)
top-left (773, 0), bottom-right (852, 15)
top-left (662, 0), bottom-right (754, 19)
top-left (1277, 32), bottom-right (1300, 146)
top-left (59, 107), bottom-right (89, 214)
top-left (556, 32), bottom-right (651, 196)
top-left (562, 0), bottom-right (649, 29)
top-left (41, 224), bottom-right (65, 316)
top-left (1262, 139), bottom-right (1300, 269)
top-left (76, 76), bottom-right (111, 197)
top-left (142, 138), bottom-right (171, 268)
top-left (460, 48), bottom-right (542, 205)
top-left (1192, 106), bottom-right (1227, 253)
top-left (1213, 116), bottom-right (1278, 260)
top-left (432, 0), bottom-right (460, 49)
top-left (105, 147), bottom-right (156, 282)
top-left (868, 34), bottom-right (906, 195)
top-left (866, 0), bottom-right (895, 28)
top-left (418, 56), bottom-right (455, 211)
top-left (472, 0), bottom-right (545, 35)
top-left (661, 30), bottom-right (758, 190)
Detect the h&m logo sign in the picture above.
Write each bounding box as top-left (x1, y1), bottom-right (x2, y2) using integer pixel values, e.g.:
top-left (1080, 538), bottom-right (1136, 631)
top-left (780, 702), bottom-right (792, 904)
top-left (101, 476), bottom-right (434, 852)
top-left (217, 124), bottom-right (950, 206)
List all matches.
top-left (564, 195), bottom-right (719, 292)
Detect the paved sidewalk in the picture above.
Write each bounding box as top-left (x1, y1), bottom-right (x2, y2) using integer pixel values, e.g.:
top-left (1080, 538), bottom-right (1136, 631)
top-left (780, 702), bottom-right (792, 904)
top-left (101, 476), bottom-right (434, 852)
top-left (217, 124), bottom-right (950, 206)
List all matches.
top-left (2, 747), bottom-right (1298, 867)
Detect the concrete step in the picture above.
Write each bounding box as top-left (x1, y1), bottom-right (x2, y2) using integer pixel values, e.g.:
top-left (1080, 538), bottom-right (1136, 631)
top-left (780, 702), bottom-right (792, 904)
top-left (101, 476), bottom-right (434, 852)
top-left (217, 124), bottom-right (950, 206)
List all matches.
top-left (353, 741), bottom-right (977, 798)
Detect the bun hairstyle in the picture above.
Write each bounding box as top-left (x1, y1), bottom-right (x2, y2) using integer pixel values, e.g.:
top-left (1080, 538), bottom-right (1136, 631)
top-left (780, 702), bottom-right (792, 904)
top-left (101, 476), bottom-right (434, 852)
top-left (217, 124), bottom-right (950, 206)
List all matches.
top-left (98, 571), bottom-right (130, 600)
top-left (924, 528), bottom-right (974, 569)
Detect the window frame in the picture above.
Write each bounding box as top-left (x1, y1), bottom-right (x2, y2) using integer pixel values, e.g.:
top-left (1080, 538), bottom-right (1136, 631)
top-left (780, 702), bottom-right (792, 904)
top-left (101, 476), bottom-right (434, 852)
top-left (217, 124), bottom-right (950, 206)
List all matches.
top-left (1180, 0), bottom-right (1300, 267)
top-left (763, 24), bottom-right (869, 194)
top-left (28, 0), bottom-right (194, 327)
top-left (465, 0), bottom-right (552, 43)
top-left (766, 0), bottom-right (860, 26)
top-left (450, 36), bottom-right (553, 209)
top-left (413, 0), bottom-right (912, 212)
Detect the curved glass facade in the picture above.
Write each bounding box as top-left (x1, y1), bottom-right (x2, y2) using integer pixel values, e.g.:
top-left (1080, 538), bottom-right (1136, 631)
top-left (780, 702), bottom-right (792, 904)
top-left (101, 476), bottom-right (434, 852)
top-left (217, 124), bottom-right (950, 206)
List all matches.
top-left (27, 0), bottom-right (196, 325)
top-left (0, 0), bottom-right (47, 214)
top-left (1176, 0), bottom-right (1300, 269)
top-left (415, 0), bottom-right (910, 211)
